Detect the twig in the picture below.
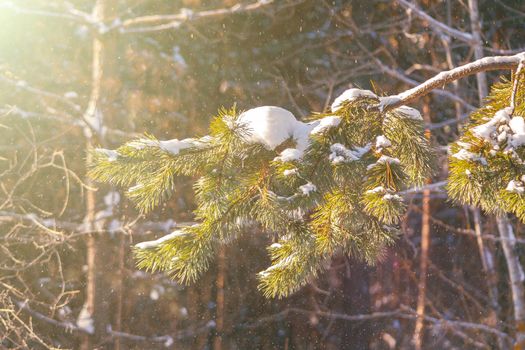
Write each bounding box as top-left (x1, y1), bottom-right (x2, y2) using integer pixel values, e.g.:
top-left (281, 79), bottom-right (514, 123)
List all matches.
top-left (396, 0), bottom-right (474, 44)
top-left (118, 0), bottom-right (291, 33)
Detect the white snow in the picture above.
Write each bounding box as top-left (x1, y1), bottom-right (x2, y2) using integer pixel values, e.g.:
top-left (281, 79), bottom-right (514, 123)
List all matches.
top-left (329, 143), bottom-right (371, 164)
top-left (135, 229), bottom-right (188, 249)
top-left (506, 180), bottom-right (525, 194)
top-left (377, 155), bottom-right (400, 164)
top-left (270, 243), bottom-right (282, 249)
top-left (451, 149), bottom-right (487, 165)
top-left (128, 136), bottom-right (211, 154)
top-left (64, 91), bottom-right (78, 99)
top-left (159, 138), bottom-right (201, 155)
top-left (236, 107), bottom-right (342, 162)
top-left (104, 191), bottom-right (120, 207)
top-left (76, 304), bottom-right (94, 334)
top-left (366, 186), bottom-right (386, 194)
top-left (164, 336), bottom-right (174, 347)
top-left (375, 135), bottom-right (391, 150)
top-left (509, 116), bottom-right (525, 148)
top-left (96, 148), bottom-right (119, 161)
top-left (149, 285), bottom-right (165, 301)
top-left (383, 193), bottom-right (402, 201)
top-left (172, 46), bottom-right (187, 68)
top-left (331, 89), bottom-right (378, 112)
top-left (465, 169), bottom-right (472, 176)
top-left (472, 108), bottom-right (510, 142)
top-left (377, 96), bottom-right (402, 112)
top-left (393, 105), bottom-right (423, 120)
top-left (310, 116), bottom-right (341, 135)
top-left (238, 106), bottom-right (300, 150)
top-left (283, 168), bottom-right (298, 176)
top-left (274, 148), bottom-right (304, 162)
top-left (456, 141), bottom-right (471, 150)
top-left (299, 182), bottom-right (317, 195)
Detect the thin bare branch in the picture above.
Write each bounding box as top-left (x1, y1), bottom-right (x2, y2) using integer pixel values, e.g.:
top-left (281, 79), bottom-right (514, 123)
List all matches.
top-left (396, 0), bottom-right (474, 44)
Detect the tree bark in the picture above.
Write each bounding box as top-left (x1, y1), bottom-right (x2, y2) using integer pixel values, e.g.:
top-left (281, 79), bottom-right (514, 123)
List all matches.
top-left (80, 1), bottom-right (117, 348)
top-left (496, 216), bottom-right (525, 348)
top-left (213, 246), bottom-right (226, 350)
top-left (413, 100), bottom-right (431, 350)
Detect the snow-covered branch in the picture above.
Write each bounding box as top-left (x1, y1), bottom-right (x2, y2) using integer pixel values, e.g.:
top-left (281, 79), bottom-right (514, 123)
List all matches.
top-left (397, 0), bottom-right (474, 44)
top-left (379, 52), bottom-right (525, 111)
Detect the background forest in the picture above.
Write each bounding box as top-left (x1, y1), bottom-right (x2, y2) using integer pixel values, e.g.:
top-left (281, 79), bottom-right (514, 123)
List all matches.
top-left (1, 0), bottom-right (525, 349)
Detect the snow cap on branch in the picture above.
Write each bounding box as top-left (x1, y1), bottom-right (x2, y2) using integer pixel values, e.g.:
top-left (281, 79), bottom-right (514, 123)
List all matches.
top-left (331, 88), bottom-right (378, 112)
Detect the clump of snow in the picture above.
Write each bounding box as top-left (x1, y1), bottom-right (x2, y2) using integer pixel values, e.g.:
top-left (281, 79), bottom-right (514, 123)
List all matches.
top-left (509, 116), bottom-right (525, 148)
top-left (472, 108), bottom-right (511, 144)
top-left (283, 168), bottom-right (298, 176)
top-left (456, 141), bottom-right (471, 150)
top-left (310, 116), bottom-right (341, 135)
top-left (331, 89), bottom-right (378, 112)
top-left (507, 180), bottom-right (525, 194)
top-left (299, 182), bottom-right (317, 195)
top-left (76, 304), bottom-right (94, 334)
top-left (329, 143), bottom-right (371, 164)
top-left (104, 191), bottom-right (120, 207)
top-left (172, 46), bottom-right (186, 68)
top-left (270, 243), bottom-right (282, 249)
top-left (377, 96), bottom-right (402, 112)
top-left (238, 106), bottom-right (300, 150)
top-left (64, 91), bottom-right (78, 99)
top-left (375, 135), bottom-right (391, 151)
top-left (238, 107), bottom-right (344, 162)
top-left (451, 149), bottom-right (487, 165)
top-left (366, 186), bottom-right (385, 194)
top-left (274, 148), bottom-right (303, 162)
top-left (367, 155), bottom-right (401, 170)
top-left (465, 169), bottom-right (472, 176)
top-left (159, 138), bottom-right (200, 155)
top-left (149, 284), bottom-right (165, 301)
top-left (377, 155), bottom-right (400, 164)
top-left (467, 107), bottom-right (525, 152)
top-left (135, 229), bottom-right (188, 250)
top-left (383, 193), bottom-right (402, 201)
top-left (96, 148), bottom-right (119, 161)
top-left (393, 106), bottom-right (423, 120)
top-left (163, 336), bottom-right (174, 347)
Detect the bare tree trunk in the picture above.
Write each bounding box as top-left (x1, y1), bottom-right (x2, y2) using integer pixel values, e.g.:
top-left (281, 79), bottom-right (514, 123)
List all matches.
top-left (80, 1), bottom-right (117, 348)
top-left (80, 1), bottom-right (105, 348)
top-left (466, 4), bottom-right (507, 347)
top-left (497, 216), bottom-right (525, 348)
top-left (214, 246), bottom-right (226, 350)
top-left (468, 0), bottom-right (488, 101)
top-left (413, 101), bottom-right (431, 350)
top-left (114, 235), bottom-right (126, 350)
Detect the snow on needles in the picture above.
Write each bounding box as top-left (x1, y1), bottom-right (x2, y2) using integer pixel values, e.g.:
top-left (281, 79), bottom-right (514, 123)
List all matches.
top-left (135, 229), bottom-right (187, 250)
top-left (331, 88), bottom-right (378, 112)
top-left (238, 106), bottom-right (300, 150)
top-left (238, 106), bottom-right (341, 162)
top-left (393, 105), bottom-right (423, 120)
top-left (507, 180), bottom-right (525, 194)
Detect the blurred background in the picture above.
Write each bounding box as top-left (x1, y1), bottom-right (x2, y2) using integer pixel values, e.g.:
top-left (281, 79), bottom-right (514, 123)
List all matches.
top-left (1, 0), bottom-right (525, 349)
